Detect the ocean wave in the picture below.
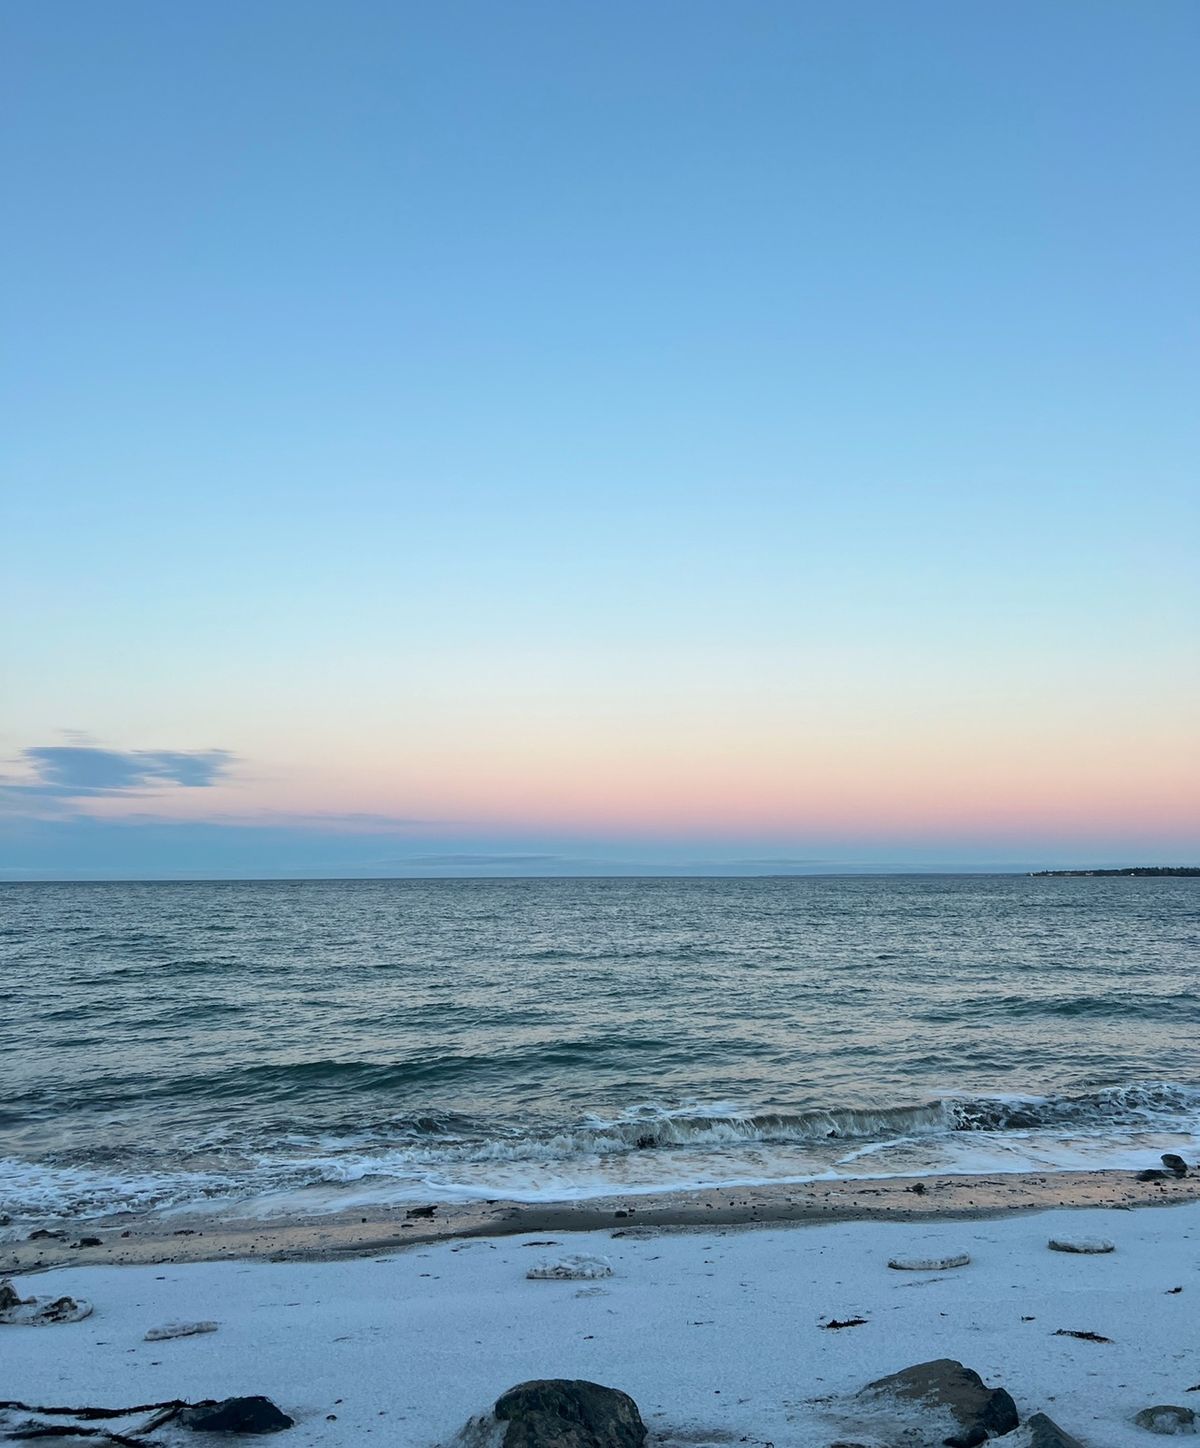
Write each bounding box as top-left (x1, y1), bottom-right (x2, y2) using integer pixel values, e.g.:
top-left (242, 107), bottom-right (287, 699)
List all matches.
top-left (2, 1039), bottom-right (686, 1113)
top-left (921, 993), bottom-right (1200, 1023)
top-left (947, 1081), bottom-right (1200, 1131)
top-left (3, 1081), bottom-right (1198, 1232)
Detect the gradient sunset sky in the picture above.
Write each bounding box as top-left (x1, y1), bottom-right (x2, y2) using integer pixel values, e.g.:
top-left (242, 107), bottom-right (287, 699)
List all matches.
top-left (3, 1), bottom-right (1197, 877)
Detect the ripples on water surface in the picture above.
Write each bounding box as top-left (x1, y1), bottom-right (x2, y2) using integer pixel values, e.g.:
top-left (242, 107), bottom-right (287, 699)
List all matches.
top-left (2, 876), bottom-right (1198, 1232)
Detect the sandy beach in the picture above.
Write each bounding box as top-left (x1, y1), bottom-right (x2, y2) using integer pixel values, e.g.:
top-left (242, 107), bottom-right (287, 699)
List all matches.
top-left (5, 1167), bottom-right (1198, 1273)
top-left (4, 1175), bottom-right (1200, 1448)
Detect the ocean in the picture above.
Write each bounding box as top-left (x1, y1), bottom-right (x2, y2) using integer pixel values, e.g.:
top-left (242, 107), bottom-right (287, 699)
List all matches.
top-left (2, 875), bottom-right (1198, 1235)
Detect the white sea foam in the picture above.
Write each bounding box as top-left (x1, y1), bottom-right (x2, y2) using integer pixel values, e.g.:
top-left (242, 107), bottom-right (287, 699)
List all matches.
top-left (4, 1108), bottom-right (1199, 1234)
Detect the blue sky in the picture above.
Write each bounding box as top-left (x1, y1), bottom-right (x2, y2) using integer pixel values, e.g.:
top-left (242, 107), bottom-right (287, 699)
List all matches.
top-left (3, 1), bottom-right (1197, 877)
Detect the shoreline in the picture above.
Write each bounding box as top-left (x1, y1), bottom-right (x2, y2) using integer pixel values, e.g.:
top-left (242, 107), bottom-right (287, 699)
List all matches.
top-left (6, 1166), bottom-right (1198, 1274)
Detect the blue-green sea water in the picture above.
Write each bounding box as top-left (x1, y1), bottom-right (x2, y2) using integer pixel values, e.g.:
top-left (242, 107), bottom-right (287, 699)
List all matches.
top-left (2, 876), bottom-right (1198, 1234)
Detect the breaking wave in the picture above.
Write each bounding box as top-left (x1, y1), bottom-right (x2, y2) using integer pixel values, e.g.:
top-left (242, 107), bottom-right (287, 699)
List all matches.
top-left (3, 1081), bottom-right (1198, 1233)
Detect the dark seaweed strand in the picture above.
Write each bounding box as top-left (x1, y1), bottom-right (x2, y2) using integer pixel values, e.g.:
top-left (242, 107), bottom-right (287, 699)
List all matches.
top-left (3, 1425), bottom-right (154, 1448)
top-left (0, 1404), bottom-right (188, 1421)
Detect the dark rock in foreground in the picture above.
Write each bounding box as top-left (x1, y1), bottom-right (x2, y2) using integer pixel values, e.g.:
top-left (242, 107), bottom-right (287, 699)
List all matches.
top-left (179, 1398), bottom-right (294, 1434)
top-left (1026, 1413), bottom-right (1085, 1448)
top-left (863, 1360), bottom-right (1018, 1448)
top-left (1161, 1155), bottom-right (1189, 1178)
top-left (494, 1379), bottom-right (646, 1448)
top-left (1134, 1406), bottom-right (1197, 1435)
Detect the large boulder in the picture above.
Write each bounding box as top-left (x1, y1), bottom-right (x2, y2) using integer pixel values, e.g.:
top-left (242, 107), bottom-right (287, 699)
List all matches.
top-left (179, 1398), bottom-right (293, 1434)
top-left (493, 1380), bottom-right (646, 1448)
top-left (1026, 1413), bottom-right (1085, 1448)
top-left (1134, 1407), bottom-right (1197, 1435)
top-left (863, 1360), bottom-right (1018, 1448)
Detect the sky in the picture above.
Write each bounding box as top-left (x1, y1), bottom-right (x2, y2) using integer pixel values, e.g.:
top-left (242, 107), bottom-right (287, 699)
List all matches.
top-left (2, 0), bottom-right (1198, 878)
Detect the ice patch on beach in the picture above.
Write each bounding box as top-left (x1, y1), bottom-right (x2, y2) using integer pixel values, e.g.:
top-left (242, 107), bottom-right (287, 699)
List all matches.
top-left (526, 1253), bottom-right (613, 1280)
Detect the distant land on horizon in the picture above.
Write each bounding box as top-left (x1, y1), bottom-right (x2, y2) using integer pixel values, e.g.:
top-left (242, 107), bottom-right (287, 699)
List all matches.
top-left (1030, 866), bottom-right (1200, 877)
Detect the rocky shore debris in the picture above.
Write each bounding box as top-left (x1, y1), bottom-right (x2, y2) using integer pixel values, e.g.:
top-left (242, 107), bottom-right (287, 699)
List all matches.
top-left (822, 1317), bottom-right (868, 1330)
top-left (488, 1379), bottom-right (646, 1448)
top-left (405, 1205), bottom-right (439, 1219)
top-left (887, 1253), bottom-right (970, 1271)
top-left (861, 1359), bottom-right (1019, 1448)
top-left (1047, 1236), bottom-right (1114, 1254)
top-left (178, 1398), bottom-right (293, 1433)
top-left (1134, 1407), bottom-right (1197, 1435)
top-left (1053, 1329), bottom-right (1111, 1343)
top-left (446, 1359), bottom-right (1098, 1448)
top-left (0, 1280), bottom-right (93, 1326)
top-left (143, 1322), bottom-right (218, 1342)
top-left (1137, 1155), bottom-right (1191, 1183)
top-left (1025, 1413), bottom-right (1086, 1448)
top-left (526, 1255), bottom-right (613, 1281)
top-left (0, 1396), bottom-right (292, 1448)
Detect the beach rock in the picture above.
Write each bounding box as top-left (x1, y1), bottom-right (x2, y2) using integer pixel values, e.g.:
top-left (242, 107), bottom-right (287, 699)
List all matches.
top-left (1161, 1155), bottom-right (1189, 1177)
top-left (179, 1397), bottom-right (294, 1433)
top-left (1047, 1236), bottom-right (1114, 1254)
top-left (1138, 1170), bottom-right (1170, 1182)
top-left (27, 1229), bottom-right (65, 1241)
top-left (1026, 1413), bottom-right (1085, 1448)
top-left (0, 1280), bottom-right (25, 1312)
top-left (493, 1379), bottom-right (646, 1448)
top-left (863, 1359), bottom-right (1018, 1448)
top-left (144, 1320), bottom-right (219, 1341)
top-left (527, 1254), bottom-right (613, 1281)
top-left (1134, 1407), bottom-right (1197, 1435)
top-left (887, 1253), bottom-right (971, 1271)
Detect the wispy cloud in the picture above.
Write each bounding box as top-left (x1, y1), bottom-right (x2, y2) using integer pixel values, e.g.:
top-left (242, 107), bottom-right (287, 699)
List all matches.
top-left (402, 852), bottom-right (565, 867)
top-left (2, 745), bottom-right (235, 801)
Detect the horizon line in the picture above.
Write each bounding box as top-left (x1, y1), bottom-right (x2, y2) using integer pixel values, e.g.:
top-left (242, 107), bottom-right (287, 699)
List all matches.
top-left (3, 867), bottom-right (1197, 885)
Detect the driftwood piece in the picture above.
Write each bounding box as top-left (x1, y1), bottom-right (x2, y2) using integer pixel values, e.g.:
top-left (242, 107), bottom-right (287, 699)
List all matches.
top-left (0, 1398), bottom-right (194, 1448)
top-left (4, 1425), bottom-right (153, 1448)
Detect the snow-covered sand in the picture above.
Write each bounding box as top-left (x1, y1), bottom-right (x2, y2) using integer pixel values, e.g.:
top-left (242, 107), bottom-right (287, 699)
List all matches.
top-left (4, 1204), bottom-right (1198, 1448)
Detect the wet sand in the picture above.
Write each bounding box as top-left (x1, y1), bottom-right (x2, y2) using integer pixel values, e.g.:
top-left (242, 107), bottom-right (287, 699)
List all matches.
top-left (6, 1167), bottom-right (1198, 1273)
